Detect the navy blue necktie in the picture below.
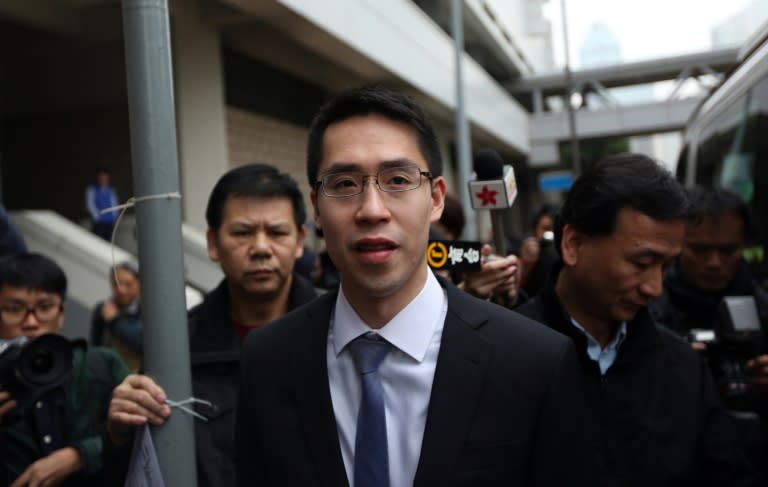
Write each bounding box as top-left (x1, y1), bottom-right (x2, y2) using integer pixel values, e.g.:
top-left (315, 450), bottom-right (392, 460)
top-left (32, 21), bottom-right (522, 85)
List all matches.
top-left (349, 334), bottom-right (392, 487)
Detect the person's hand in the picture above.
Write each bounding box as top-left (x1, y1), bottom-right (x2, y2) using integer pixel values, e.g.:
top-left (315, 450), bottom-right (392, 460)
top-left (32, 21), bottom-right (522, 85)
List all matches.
top-left (0, 390), bottom-right (17, 421)
top-left (107, 374), bottom-right (170, 446)
top-left (100, 300), bottom-right (119, 322)
top-left (747, 354), bottom-right (768, 391)
top-left (10, 446), bottom-right (81, 487)
top-left (460, 244), bottom-right (519, 303)
top-left (691, 342), bottom-right (707, 353)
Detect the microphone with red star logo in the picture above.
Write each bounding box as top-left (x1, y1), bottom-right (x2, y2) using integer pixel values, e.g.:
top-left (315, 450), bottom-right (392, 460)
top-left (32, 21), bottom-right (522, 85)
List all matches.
top-left (467, 149), bottom-right (518, 255)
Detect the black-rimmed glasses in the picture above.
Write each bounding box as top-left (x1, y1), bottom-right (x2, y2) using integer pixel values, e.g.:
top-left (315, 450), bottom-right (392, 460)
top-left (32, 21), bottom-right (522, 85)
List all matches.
top-left (0, 301), bottom-right (63, 326)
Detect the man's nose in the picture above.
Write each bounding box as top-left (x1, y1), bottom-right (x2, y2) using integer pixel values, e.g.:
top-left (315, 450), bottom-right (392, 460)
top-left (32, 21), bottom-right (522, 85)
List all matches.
top-left (705, 250), bottom-right (723, 268)
top-left (355, 178), bottom-right (391, 223)
top-left (640, 266), bottom-right (664, 298)
top-left (22, 309), bottom-right (40, 326)
top-left (248, 232), bottom-right (272, 256)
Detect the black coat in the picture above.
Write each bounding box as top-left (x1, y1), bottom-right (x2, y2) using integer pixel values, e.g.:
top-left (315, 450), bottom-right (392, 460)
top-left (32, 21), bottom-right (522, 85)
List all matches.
top-left (104, 273), bottom-right (318, 487)
top-left (188, 274), bottom-right (318, 487)
top-left (236, 278), bottom-right (599, 486)
top-left (516, 264), bottom-right (762, 487)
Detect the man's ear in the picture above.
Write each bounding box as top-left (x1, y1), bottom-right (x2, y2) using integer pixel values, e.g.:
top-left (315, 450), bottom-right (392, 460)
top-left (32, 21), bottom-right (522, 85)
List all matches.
top-left (560, 224), bottom-right (582, 266)
top-left (206, 228), bottom-right (220, 263)
top-left (53, 312), bottom-right (65, 333)
top-left (295, 226), bottom-right (307, 260)
top-left (310, 188), bottom-right (322, 231)
top-left (429, 176), bottom-right (447, 223)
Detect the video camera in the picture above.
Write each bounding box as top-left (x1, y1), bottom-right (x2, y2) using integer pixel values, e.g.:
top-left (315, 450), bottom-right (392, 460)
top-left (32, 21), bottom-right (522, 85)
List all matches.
top-left (687, 296), bottom-right (764, 412)
top-left (0, 333), bottom-right (73, 417)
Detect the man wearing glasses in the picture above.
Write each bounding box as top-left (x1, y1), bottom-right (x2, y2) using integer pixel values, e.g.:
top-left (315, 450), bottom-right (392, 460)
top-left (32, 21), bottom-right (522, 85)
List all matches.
top-left (0, 253), bottom-right (129, 487)
top-left (235, 86), bottom-right (596, 486)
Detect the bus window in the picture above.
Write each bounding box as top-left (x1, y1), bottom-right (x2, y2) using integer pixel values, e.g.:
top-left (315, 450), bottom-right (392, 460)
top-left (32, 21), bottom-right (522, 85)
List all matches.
top-left (719, 92), bottom-right (753, 202)
top-left (694, 76), bottom-right (768, 279)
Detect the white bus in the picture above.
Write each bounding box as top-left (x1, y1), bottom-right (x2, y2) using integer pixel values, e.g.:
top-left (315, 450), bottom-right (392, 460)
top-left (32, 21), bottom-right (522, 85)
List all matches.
top-left (678, 23), bottom-right (768, 279)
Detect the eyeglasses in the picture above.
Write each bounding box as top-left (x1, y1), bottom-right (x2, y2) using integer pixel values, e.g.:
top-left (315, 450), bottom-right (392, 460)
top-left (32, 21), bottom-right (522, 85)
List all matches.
top-left (315, 165), bottom-right (432, 198)
top-left (0, 301), bottom-right (63, 326)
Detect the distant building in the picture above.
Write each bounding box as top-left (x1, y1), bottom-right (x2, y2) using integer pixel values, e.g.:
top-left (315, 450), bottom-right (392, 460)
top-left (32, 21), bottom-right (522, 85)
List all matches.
top-left (579, 22), bottom-right (621, 69)
top-left (0, 0), bottom-right (554, 233)
top-left (712, 0), bottom-right (768, 48)
top-left (577, 21), bottom-right (679, 170)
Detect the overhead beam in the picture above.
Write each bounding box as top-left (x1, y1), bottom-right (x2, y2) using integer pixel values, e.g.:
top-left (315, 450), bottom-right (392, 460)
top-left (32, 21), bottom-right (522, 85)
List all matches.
top-left (530, 97), bottom-right (701, 142)
top-left (509, 47), bottom-right (739, 96)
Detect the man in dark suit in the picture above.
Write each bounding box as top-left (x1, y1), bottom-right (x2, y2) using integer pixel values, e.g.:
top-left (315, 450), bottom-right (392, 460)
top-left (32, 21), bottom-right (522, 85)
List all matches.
top-left (515, 154), bottom-right (762, 486)
top-left (235, 86), bottom-right (596, 486)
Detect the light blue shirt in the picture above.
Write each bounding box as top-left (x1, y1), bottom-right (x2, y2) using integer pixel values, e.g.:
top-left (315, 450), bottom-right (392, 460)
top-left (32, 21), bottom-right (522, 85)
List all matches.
top-left (570, 318), bottom-right (627, 375)
top-left (327, 269), bottom-right (447, 487)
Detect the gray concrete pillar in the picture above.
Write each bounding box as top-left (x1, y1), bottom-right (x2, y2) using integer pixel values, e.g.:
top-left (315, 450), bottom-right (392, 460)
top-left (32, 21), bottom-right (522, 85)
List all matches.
top-left (173, 0), bottom-right (229, 230)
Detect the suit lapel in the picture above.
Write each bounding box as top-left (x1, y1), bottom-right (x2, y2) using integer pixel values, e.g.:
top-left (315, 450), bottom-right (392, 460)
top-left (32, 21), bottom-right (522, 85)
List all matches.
top-left (413, 285), bottom-right (491, 487)
top-left (295, 292), bottom-right (350, 487)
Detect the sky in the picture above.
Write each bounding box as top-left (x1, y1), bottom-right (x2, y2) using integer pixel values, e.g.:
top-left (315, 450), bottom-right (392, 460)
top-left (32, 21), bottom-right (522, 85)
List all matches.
top-left (544, 0), bottom-right (759, 69)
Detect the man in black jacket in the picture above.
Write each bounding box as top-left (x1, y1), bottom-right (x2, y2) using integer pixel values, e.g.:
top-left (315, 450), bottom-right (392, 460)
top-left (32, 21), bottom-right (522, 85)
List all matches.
top-left (649, 187), bottom-right (768, 475)
top-left (0, 253), bottom-right (129, 487)
top-left (649, 187), bottom-right (768, 384)
top-left (105, 164), bottom-right (318, 487)
top-left (516, 154), bottom-right (761, 486)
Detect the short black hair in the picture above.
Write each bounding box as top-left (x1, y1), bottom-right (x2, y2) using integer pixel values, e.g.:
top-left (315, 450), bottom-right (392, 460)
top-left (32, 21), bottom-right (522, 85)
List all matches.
top-left (111, 261), bottom-right (140, 280)
top-left (306, 85), bottom-right (442, 185)
top-left (555, 153), bottom-right (689, 255)
top-left (531, 204), bottom-right (559, 232)
top-left (0, 253), bottom-right (67, 298)
top-left (205, 163), bottom-right (306, 232)
top-left (439, 194), bottom-right (465, 239)
top-left (686, 186), bottom-right (752, 239)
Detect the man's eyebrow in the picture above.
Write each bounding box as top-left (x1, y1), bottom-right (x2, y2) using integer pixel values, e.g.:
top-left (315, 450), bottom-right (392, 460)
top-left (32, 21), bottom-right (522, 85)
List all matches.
top-left (229, 219), bottom-right (293, 229)
top-left (321, 163), bottom-right (361, 175)
top-left (266, 221), bottom-right (294, 230)
top-left (631, 248), bottom-right (676, 260)
top-left (0, 298), bottom-right (51, 306)
top-left (379, 158), bottom-right (420, 169)
top-left (321, 158), bottom-right (421, 176)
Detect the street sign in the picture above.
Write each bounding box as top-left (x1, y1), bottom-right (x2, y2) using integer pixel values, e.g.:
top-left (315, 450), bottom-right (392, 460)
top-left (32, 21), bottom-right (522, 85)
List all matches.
top-left (539, 171), bottom-right (574, 192)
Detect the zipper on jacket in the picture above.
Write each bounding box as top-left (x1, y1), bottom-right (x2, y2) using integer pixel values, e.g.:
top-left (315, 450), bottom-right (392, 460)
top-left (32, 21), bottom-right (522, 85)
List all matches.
top-left (600, 374), bottom-right (608, 395)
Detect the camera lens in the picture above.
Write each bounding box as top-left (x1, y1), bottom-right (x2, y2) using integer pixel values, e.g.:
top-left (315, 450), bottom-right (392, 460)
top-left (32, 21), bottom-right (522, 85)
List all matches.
top-left (18, 334), bottom-right (73, 386)
top-left (28, 348), bottom-right (54, 375)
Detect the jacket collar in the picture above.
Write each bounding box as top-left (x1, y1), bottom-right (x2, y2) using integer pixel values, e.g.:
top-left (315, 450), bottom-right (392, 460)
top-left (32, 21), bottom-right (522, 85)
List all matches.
top-left (189, 273), bottom-right (318, 355)
top-left (292, 275), bottom-right (494, 487)
top-left (535, 261), bottom-right (662, 366)
top-left (414, 278), bottom-right (492, 486)
top-left (664, 259), bottom-right (756, 306)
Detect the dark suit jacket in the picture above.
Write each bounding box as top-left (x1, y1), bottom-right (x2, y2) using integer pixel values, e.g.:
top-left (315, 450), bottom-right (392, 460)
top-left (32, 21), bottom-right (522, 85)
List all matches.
top-left (236, 278), bottom-right (597, 486)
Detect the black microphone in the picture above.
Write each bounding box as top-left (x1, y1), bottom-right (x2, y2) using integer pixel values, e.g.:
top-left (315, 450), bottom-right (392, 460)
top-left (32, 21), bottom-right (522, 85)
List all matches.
top-left (474, 148), bottom-right (504, 181)
top-left (468, 148), bottom-right (517, 255)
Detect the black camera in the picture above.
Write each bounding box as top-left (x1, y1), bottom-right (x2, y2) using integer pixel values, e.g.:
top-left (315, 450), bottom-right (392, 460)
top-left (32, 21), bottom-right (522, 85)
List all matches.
top-left (0, 333), bottom-right (73, 416)
top-left (688, 296), bottom-right (764, 412)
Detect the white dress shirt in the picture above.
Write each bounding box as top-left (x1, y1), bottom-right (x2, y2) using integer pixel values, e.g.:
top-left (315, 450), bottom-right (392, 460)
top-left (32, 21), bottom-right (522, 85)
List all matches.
top-left (327, 270), bottom-right (447, 487)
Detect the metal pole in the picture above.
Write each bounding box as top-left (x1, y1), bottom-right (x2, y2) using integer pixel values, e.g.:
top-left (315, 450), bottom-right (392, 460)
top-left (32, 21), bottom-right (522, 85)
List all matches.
top-left (560, 0), bottom-right (581, 175)
top-left (451, 0), bottom-right (477, 240)
top-left (121, 1), bottom-right (197, 486)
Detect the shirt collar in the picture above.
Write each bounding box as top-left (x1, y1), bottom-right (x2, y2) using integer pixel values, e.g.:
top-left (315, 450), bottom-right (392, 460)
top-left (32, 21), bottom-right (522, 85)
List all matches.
top-left (332, 270), bottom-right (445, 362)
top-left (570, 318), bottom-right (628, 351)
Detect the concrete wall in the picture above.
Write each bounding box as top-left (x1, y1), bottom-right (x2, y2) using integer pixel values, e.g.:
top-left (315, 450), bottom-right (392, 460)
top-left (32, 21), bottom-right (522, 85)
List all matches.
top-left (225, 106), bottom-right (313, 216)
top-left (276, 0), bottom-right (530, 155)
top-left (173, 0), bottom-right (230, 231)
